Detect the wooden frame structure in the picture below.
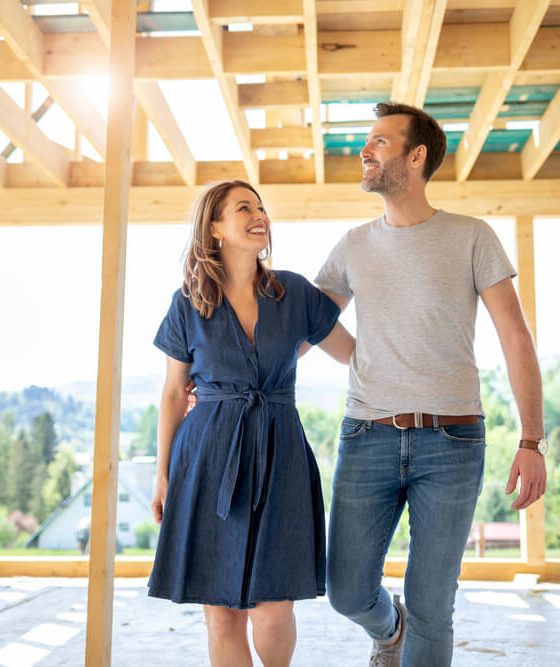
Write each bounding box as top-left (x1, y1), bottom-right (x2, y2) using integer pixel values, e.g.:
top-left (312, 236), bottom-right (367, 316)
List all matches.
top-left (1, 1), bottom-right (559, 664)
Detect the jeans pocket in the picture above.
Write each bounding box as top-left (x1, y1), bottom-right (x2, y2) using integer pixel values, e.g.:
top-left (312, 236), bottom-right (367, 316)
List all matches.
top-left (339, 417), bottom-right (368, 440)
top-left (440, 421), bottom-right (485, 444)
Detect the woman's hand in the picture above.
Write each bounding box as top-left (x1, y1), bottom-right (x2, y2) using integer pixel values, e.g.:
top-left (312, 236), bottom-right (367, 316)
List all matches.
top-left (151, 475), bottom-right (169, 524)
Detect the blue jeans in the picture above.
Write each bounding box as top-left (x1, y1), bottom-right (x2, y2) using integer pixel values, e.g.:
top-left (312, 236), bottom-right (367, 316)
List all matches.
top-left (327, 417), bottom-right (485, 666)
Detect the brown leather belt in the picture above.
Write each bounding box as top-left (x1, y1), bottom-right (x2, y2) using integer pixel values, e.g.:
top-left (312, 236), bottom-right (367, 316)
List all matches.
top-left (374, 413), bottom-right (479, 430)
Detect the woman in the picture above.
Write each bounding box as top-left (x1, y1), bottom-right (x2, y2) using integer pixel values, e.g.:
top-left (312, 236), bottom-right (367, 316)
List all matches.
top-left (149, 179), bottom-right (354, 667)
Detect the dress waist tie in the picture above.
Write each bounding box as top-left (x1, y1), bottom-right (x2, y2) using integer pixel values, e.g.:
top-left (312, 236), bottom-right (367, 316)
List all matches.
top-left (196, 387), bottom-right (296, 520)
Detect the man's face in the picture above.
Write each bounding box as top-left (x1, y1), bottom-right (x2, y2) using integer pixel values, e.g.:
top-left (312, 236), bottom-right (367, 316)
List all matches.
top-left (360, 114), bottom-right (412, 195)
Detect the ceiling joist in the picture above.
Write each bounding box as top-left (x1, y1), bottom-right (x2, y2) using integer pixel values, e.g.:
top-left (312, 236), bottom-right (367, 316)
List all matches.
top-left (455, 0), bottom-right (552, 181)
top-left (0, 86), bottom-right (69, 187)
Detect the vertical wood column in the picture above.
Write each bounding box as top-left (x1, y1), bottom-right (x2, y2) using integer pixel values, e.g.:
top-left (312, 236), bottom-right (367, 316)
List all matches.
top-left (516, 215), bottom-right (546, 564)
top-left (85, 2), bottom-right (137, 666)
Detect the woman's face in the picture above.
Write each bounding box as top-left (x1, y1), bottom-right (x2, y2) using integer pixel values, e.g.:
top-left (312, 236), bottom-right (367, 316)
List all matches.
top-left (212, 187), bottom-right (270, 256)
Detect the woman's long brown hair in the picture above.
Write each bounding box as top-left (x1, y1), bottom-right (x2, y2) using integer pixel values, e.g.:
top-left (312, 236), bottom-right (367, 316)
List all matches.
top-left (182, 179), bottom-right (285, 318)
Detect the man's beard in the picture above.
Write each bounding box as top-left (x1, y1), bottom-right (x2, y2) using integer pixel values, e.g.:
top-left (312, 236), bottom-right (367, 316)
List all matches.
top-left (361, 154), bottom-right (409, 196)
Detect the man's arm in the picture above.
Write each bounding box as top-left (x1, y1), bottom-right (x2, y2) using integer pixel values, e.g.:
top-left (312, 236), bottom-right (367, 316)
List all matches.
top-left (480, 277), bottom-right (546, 510)
top-left (298, 288), bottom-right (353, 358)
top-left (320, 288), bottom-right (352, 313)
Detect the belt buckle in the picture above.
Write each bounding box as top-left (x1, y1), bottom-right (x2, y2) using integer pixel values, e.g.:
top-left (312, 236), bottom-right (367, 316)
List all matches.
top-left (392, 414), bottom-right (408, 430)
top-left (392, 412), bottom-right (423, 430)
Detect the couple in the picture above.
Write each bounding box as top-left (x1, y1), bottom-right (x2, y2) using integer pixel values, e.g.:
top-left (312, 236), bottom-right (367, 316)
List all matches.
top-left (148, 103), bottom-right (547, 667)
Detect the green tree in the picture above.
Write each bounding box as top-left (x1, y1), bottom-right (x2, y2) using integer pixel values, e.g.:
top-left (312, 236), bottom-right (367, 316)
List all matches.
top-left (134, 518), bottom-right (159, 549)
top-left (30, 412), bottom-right (58, 465)
top-left (298, 404), bottom-right (341, 459)
top-left (0, 507), bottom-right (17, 548)
top-left (42, 445), bottom-right (79, 516)
top-left (129, 405), bottom-right (159, 457)
top-left (0, 412), bottom-right (15, 507)
top-left (543, 359), bottom-right (560, 432)
top-left (8, 429), bottom-right (35, 514)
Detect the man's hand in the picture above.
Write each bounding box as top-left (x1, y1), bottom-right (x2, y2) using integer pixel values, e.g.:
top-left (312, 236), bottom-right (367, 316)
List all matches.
top-left (505, 448), bottom-right (547, 510)
top-left (185, 378), bottom-right (196, 415)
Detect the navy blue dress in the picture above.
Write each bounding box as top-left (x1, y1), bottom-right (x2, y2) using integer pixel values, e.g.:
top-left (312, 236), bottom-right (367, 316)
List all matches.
top-left (148, 270), bottom-right (340, 609)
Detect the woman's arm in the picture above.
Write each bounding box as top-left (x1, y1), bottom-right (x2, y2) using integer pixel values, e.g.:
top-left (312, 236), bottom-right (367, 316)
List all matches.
top-left (151, 356), bottom-right (192, 523)
top-left (317, 321), bottom-right (356, 365)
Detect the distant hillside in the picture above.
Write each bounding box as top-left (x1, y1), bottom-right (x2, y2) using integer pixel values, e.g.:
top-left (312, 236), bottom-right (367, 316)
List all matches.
top-left (0, 384), bottom-right (145, 450)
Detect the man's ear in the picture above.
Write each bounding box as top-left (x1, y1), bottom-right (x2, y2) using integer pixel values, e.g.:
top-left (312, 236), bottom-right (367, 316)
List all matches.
top-left (412, 145), bottom-right (427, 168)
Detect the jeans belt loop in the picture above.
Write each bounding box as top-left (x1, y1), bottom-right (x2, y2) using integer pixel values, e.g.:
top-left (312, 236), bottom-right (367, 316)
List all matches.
top-left (414, 412), bottom-right (423, 428)
top-left (432, 414), bottom-right (440, 431)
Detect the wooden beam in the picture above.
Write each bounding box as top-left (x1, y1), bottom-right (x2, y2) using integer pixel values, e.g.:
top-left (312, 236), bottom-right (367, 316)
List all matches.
top-left (0, 1), bottom-right (108, 158)
top-left (260, 158), bottom-right (315, 184)
top-left (392, 0), bottom-right (446, 106)
top-left (434, 22), bottom-right (511, 70)
top-left (455, 1), bottom-right (551, 181)
top-left (0, 0), bottom-right (43, 77)
top-left (2, 180), bottom-right (560, 225)
top-left (303, 0), bottom-right (324, 183)
top-left (85, 1), bottom-right (136, 665)
top-left (3, 554), bottom-right (560, 582)
top-left (82, 0), bottom-right (111, 48)
top-left (317, 1), bottom-right (404, 12)
top-left (251, 127), bottom-right (314, 150)
top-left (223, 31), bottom-right (307, 75)
top-left (521, 89), bottom-right (560, 180)
top-left (82, 3), bottom-right (197, 184)
top-left (45, 79), bottom-right (107, 158)
top-left (192, 0), bottom-right (259, 182)
top-left (2, 27), bottom-right (558, 81)
top-left (238, 81), bottom-right (309, 108)
top-left (209, 0), bottom-right (303, 24)
top-left (131, 105), bottom-right (148, 162)
top-left (0, 42), bottom-right (32, 80)
top-left (515, 216), bottom-right (546, 566)
top-left (318, 30), bottom-right (401, 75)
top-left (133, 82), bottom-right (196, 185)
top-left (0, 87), bottom-right (69, 186)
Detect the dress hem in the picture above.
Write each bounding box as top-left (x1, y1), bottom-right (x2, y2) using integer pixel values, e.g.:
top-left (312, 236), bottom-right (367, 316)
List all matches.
top-left (147, 589), bottom-right (326, 609)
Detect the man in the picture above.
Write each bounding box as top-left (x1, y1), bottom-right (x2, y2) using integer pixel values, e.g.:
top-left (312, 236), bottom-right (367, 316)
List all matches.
top-left (315, 102), bottom-right (547, 666)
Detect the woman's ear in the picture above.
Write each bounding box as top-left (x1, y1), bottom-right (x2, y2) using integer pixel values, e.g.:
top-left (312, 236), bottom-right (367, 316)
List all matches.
top-left (210, 222), bottom-right (221, 240)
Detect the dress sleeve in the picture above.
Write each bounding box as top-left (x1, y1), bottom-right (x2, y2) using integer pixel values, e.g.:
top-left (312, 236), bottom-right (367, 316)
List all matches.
top-left (301, 276), bottom-right (341, 345)
top-left (314, 233), bottom-right (353, 298)
top-left (473, 222), bottom-right (517, 293)
top-left (153, 289), bottom-right (194, 363)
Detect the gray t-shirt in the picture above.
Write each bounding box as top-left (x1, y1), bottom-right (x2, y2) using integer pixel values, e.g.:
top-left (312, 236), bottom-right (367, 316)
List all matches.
top-left (315, 210), bottom-right (517, 419)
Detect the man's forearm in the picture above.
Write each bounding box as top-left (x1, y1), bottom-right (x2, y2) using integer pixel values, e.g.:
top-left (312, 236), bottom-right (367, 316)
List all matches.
top-left (502, 328), bottom-right (544, 439)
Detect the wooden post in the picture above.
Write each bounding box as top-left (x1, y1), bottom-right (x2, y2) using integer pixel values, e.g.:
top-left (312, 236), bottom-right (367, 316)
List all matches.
top-left (85, 2), bottom-right (137, 666)
top-left (516, 215), bottom-right (546, 565)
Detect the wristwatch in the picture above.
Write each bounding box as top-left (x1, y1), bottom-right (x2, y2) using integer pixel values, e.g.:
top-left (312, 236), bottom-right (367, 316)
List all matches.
top-left (519, 438), bottom-right (548, 456)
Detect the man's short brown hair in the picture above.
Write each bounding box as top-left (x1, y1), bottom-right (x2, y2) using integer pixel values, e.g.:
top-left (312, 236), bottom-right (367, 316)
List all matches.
top-left (374, 102), bottom-right (447, 181)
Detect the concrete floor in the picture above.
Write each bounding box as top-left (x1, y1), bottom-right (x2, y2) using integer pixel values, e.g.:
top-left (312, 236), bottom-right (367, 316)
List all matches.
top-left (1, 576), bottom-right (559, 666)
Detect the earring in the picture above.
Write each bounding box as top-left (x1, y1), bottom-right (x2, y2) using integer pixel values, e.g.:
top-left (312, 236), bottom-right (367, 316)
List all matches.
top-left (218, 238), bottom-right (223, 249)
top-left (258, 246), bottom-right (270, 261)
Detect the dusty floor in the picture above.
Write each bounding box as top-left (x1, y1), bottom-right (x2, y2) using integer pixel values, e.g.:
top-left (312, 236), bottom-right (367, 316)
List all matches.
top-left (1, 576), bottom-right (559, 666)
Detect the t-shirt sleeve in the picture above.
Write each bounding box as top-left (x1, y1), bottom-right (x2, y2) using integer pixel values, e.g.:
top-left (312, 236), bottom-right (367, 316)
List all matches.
top-left (314, 233), bottom-right (353, 298)
top-left (473, 222), bottom-right (517, 293)
top-left (300, 276), bottom-right (341, 345)
top-left (153, 289), bottom-right (194, 363)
